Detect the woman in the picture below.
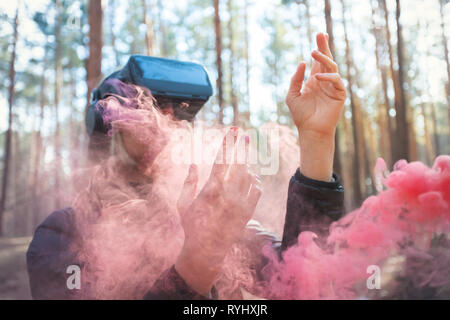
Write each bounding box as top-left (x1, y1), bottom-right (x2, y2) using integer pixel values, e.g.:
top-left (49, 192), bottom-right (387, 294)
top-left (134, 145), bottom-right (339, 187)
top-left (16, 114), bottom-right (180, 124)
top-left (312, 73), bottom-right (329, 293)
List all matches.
top-left (27, 33), bottom-right (346, 299)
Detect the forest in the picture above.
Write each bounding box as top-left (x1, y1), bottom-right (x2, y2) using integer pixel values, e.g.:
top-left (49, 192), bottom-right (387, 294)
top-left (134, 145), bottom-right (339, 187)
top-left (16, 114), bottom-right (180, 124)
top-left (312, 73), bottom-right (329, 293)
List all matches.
top-left (0, 0), bottom-right (449, 240)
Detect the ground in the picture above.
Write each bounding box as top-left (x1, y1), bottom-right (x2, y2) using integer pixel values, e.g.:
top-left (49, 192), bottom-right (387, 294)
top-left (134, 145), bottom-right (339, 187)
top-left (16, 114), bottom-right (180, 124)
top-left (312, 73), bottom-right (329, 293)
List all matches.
top-left (0, 237), bottom-right (32, 300)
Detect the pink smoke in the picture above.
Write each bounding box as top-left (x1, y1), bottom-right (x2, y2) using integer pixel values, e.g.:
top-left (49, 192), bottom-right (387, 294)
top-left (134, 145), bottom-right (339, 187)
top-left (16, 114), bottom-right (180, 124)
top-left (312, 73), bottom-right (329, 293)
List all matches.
top-left (263, 156), bottom-right (450, 299)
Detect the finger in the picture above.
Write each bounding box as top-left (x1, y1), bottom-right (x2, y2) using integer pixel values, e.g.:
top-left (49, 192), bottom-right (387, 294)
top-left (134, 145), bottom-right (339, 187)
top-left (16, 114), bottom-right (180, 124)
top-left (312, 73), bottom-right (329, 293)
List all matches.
top-left (316, 32), bottom-right (333, 59)
top-left (177, 164), bottom-right (199, 215)
top-left (211, 127), bottom-right (237, 179)
top-left (287, 62), bottom-right (306, 100)
top-left (311, 50), bottom-right (338, 73)
top-left (315, 73), bottom-right (346, 92)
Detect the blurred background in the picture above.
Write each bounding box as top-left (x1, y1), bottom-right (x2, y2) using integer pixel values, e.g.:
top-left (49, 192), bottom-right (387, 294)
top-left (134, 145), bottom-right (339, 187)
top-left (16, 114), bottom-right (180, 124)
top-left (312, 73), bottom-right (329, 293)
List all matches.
top-left (0, 0), bottom-right (449, 298)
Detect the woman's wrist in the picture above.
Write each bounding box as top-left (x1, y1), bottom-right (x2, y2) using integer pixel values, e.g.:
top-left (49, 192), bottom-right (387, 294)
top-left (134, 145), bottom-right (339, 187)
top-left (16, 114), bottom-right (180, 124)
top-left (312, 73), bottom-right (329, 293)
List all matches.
top-left (298, 129), bottom-right (335, 182)
top-left (174, 244), bottom-right (223, 296)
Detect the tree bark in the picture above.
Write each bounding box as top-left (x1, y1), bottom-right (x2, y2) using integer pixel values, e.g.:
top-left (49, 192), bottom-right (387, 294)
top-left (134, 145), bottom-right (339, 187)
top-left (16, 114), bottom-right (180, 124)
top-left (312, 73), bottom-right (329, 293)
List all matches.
top-left (227, 0), bottom-right (238, 125)
top-left (303, 0), bottom-right (313, 52)
top-left (324, 0), bottom-right (342, 178)
top-left (244, 0), bottom-right (250, 121)
top-left (420, 102), bottom-right (434, 165)
top-left (142, 0), bottom-right (156, 56)
top-left (341, 0), bottom-right (362, 206)
top-left (380, 0), bottom-right (401, 163)
top-left (370, 0), bottom-right (393, 166)
top-left (394, 0), bottom-right (410, 161)
top-left (213, 0), bottom-right (224, 124)
top-left (157, 0), bottom-right (167, 57)
top-left (53, 0), bottom-right (63, 210)
top-left (439, 0), bottom-right (450, 127)
top-left (86, 0), bottom-right (103, 105)
top-left (0, 7), bottom-right (19, 236)
top-left (109, 0), bottom-right (120, 67)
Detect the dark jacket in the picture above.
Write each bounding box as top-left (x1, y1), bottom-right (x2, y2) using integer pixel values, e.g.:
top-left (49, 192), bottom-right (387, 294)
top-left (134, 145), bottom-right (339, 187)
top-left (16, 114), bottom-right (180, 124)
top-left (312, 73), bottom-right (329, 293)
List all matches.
top-left (26, 169), bottom-right (344, 299)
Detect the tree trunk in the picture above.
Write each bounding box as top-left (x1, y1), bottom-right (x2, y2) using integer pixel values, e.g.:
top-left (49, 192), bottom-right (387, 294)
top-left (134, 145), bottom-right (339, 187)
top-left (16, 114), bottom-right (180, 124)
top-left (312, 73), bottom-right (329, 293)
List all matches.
top-left (213, 0), bottom-right (224, 124)
top-left (86, 0), bottom-right (103, 105)
top-left (324, 0), bottom-right (335, 58)
top-left (370, 0), bottom-right (393, 166)
top-left (109, 0), bottom-right (120, 67)
top-left (324, 0), bottom-right (342, 178)
top-left (430, 101), bottom-right (441, 156)
top-left (394, 0), bottom-right (410, 162)
top-left (0, 7), bottom-right (19, 236)
top-left (380, 0), bottom-right (400, 163)
top-left (420, 103), bottom-right (434, 165)
top-left (303, 0), bottom-right (313, 53)
top-left (227, 0), bottom-right (238, 125)
top-left (53, 0), bottom-right (63, 211)
top-left (31, 53), bottom-right (47, 230)
top-left (341, 0), bottom-right (362, 207)
top-left (439, 0), bottom-right (450, 126)
top-left (142, 0), bottom-right (156, 56)
top-left (157, 0), bottom-right (167, 57)
top-left (244, 0), bottom-right (250, 122)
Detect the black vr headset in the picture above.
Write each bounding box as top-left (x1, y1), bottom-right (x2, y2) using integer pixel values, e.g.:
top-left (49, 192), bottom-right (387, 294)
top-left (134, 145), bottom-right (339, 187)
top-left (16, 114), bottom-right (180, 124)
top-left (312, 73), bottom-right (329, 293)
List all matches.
top-left (85, 55), bottom-right (213, 136)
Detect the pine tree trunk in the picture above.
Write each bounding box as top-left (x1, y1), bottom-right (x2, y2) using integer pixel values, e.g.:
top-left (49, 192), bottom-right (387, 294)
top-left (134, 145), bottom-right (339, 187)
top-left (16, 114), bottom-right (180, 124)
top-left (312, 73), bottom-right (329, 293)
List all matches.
top-left (157, 0), bottom-right (167, 57)
top-left (341, 0), bottom-right (362, 207)
top-left (109, 0), bottom-right (120, 67)
top-left (304, 0), bottom-right (313, 52)
top-left (380, 0), bottom-right (401, 163)
top-left (142, 0), bottom-right (156, 56)
top-left (86, 0), bottom-right (103, 105)
top-left (53, 0), bottom-right (63, 210)
top-left (244, 0), bottom-right (250, 122)
top-left (370, 0), bottom-right (393, 166)
top-left (227, 0), bottom-right (238, 125)
top-left (394, 0), bottom-right (410, 161)
top-left (439, 0), bottom-right (450, 126)
top-left (0, 7), bottom-right (19, 236)
top-left (430, 101), bottom-right (441, 156)
top-left (213, 0), bottom-right (224, 124)
top-left (420, 103), bottom-right (434, 165)
top-left (324, 0), bottom-right (342, 178)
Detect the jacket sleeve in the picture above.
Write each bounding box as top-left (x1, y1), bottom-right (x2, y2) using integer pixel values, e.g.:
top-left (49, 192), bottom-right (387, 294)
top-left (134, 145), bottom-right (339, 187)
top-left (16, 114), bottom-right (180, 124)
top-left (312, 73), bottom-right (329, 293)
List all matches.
top-left (280, 169), bottom-right (344, 251)
top-left (145, 169), bottom-right (345, 300)
top-left (143, 266), bottom-right (217, 300)
top-left (26, 208), bottom-right (83, 300)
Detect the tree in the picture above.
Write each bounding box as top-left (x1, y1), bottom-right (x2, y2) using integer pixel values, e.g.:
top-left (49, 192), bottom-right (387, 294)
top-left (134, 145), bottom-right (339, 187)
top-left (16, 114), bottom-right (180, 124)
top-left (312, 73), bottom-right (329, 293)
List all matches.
top-left (227, 0), bottom-right (238, 125)
top-left (394, 0), bottom-right (410, 161)
top-left (370, 0), bottom-right (393, 166)
top-left (108, 0), bottom-right (121, 67)
top-left (156, 0), bottom-right (168, 57)
top-left (0, 6), bottom-right (19, 236)
top-left (439, 0), bottom-right (450, 127)
top-left (324, 0), bottom-right (342, 178)
top-left (86, 0), bottom-right (103, 105)
top-left (142, 0), bottom-right (156, 56)
top-left (53, 0), bottom-right (63, 210)
top-left (242, 0), bottom-right (250, 126)
top-left (262, 9), bottom-right (293, 125)
top-left (213, 0), bottom-right (224, 124)
top-left (341, 0), bottom-right (363, 206)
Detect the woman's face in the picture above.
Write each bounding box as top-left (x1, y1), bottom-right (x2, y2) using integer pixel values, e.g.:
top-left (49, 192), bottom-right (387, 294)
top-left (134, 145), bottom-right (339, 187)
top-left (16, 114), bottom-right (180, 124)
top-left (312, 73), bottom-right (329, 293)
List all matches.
top-left (121, 130), bottom-right (148, 163)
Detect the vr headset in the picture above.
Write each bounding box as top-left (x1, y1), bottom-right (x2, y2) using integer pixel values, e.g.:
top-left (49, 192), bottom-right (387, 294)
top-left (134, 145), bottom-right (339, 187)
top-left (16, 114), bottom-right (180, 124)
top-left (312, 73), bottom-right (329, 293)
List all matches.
top-left (86, 55), bottom-right (213, 135)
